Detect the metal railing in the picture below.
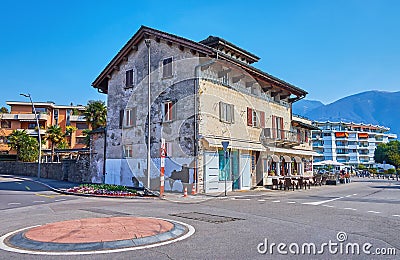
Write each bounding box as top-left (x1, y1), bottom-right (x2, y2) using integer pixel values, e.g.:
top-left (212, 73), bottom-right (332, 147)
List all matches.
top-left (261, 128), bottom-right (303, 146)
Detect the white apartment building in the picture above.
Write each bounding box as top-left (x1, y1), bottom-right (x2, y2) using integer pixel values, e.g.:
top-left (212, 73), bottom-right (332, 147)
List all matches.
top-left (312, 121), bottom-right (397, 166)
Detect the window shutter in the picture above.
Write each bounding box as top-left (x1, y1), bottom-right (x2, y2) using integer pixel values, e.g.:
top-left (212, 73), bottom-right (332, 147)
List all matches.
top-left (272, 115), bottom-right (276, 138)
top-left (172, 102), bottom-right (177, 120)
top-left (161, 103), bottom-right (165, 121)
top-left (260, 111), bottom-right (265, 128)
top-left (219, 102), bottom-right (224, 121)
top-left (280, 117), bottom-right (284, 139)
top-left (230, 104), bottom-right (234, 123)
top-left (132, 107), bottom-right (137, 126)
top-left (247, 107), bottom-right (253, 126)
top-left (119, 109), bottom-right (124, 128)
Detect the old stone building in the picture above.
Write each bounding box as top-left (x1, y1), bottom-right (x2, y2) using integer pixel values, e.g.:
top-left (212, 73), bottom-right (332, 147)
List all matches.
top-left (92, 26), bottom-right (318, 193)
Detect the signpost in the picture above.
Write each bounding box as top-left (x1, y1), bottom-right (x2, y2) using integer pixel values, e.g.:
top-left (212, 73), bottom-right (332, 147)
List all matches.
top-left (160, 138), bottom-right (166, 197)
top-left (221, 141), bottom-right (229, 196)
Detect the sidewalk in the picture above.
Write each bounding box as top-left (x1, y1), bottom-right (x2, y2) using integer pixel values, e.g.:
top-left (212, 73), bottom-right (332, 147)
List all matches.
top-left (3, 174), bottom-right (276, 201)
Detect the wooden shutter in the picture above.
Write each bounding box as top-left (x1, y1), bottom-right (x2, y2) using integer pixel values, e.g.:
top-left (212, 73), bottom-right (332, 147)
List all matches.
top-left (119, 109), bottom-right (124, 128)
top-left (260, 111), bottom-right (265, 128)
top-left (171, 102), bottom-right (177, 120)
top-left (247, 107), bottom-right (253, 126)
top-left (132, 107), bottom-right (137, 126)
top-left (272, 115), bottom-right (276, 138)
top-left (280, 117), bottom-right (284, 139)
top-left (230, 104), bottom-right (234, 123)
top-left (219, 102), bottom-right (224, 121)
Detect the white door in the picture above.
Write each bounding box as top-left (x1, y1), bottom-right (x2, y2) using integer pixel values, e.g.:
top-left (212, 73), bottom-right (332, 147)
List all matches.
top-left (105, 159), bottom-right (121, 185)
top-left (204, 152), bottom-right (219, 193)
top-left (240, 154), bottom-right (251, 189)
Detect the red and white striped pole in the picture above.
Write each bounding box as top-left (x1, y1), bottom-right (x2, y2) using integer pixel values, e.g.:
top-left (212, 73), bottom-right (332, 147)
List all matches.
top-left (160, 138), bottom-right (166, 197)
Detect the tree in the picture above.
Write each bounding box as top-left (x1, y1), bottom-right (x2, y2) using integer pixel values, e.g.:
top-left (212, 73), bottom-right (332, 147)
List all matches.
top-left (375, 141), bottom-right (400, 168)
top-left (65, 125), bottom-right (77, 147)
top-left (45, 125), bottom-right (65, 162)
top-left (84, 100), bottom-right (107, 130)
top-left (0, 107), bottom-right (9, 114)
top-left (82, 129), bottom-right (92, 148)
top-left (8, 130), bottom-right (38, 162)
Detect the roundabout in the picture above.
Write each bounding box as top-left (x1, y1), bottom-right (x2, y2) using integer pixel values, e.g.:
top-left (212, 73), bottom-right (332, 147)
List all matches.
top-left (0, 217), bottom-right (194, 256)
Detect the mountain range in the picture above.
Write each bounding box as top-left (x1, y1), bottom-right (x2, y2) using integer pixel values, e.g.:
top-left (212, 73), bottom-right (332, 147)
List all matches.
top-left (292, 90), bottom-right (400, 138)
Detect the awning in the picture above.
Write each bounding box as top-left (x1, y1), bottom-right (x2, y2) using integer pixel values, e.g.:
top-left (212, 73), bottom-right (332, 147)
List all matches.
top-left (282, 155), bottom-right (291, 162)
top-left (268, 147), bottom-right (320, 157)
top-left (203, 137), bottom-right (266, 151)
top-left (291, 120), bottom-right (320, 130)
top-left (270, 154), bottom-right (279, 162)
top-left (293, 156), bottom-right (302, 163)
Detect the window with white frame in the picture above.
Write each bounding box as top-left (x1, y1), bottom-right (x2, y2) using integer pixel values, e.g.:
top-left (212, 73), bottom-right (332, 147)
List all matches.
top-left (163, 101), bottom-right (175, 122)
top-left (162, 57), bottom-right (173, 78)
top-left (53, 109), bottom-right (59, 125)
top-left (165, 141), bottom-right (173, 157)
top-left (124, 108), bottom-right (136, 127)
top-left (123, 144), bottom-right (133, 158)
top-left (219, 102), bottom-right (234, 123)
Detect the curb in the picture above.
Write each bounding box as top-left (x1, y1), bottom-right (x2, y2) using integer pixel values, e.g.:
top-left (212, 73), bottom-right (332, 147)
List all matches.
top-left (1, 175), bottom-right (158, 200)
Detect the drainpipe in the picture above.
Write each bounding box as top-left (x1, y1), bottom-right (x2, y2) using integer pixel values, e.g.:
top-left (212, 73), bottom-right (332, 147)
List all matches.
top-left (194, 58), bottom-right (216, 193)
top-left (103, 127), bottom-right (107, 184)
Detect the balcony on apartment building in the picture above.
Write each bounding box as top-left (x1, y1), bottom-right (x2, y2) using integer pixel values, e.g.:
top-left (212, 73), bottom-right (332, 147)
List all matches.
top-left (1, 113), bottom-right (49, 121)
top-left (69, 115), bottom-right (86, 122)
top-left (260, 128), bottom-right (304, 147)
top-left (17, 128), bottom-right (46, 135)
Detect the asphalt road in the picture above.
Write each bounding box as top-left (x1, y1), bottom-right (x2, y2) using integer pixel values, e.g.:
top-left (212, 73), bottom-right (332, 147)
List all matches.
top-left (0, 176), bottom-right (78, 210)
top-left (0, 176), bottom-right (399, 259)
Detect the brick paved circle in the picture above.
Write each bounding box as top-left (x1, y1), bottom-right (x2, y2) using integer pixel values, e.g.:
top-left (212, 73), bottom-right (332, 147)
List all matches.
top-left (24, 217), bottom-right (174, 243)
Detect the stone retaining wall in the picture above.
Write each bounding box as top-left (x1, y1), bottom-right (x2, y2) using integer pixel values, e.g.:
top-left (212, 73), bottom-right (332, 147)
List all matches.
top-left (0, 157), bottom-right (93, 183)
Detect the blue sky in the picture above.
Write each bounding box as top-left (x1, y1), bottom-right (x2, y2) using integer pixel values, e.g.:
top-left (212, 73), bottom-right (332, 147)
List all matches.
top-left (0, 0), bottom-right (399, 107)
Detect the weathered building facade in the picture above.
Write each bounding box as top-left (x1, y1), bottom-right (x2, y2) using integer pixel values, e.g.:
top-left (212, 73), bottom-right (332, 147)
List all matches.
top-left (92, 26), bottom-right (317, 193)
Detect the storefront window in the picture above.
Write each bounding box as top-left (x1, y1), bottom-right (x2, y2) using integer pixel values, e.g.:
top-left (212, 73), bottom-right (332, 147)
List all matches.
top-left (218, 149), bottom-right (230, 181)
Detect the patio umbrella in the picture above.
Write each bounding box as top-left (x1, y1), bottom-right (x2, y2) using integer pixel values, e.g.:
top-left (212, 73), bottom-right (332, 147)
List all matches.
top-left (321, 160), bottom-right (344, 166)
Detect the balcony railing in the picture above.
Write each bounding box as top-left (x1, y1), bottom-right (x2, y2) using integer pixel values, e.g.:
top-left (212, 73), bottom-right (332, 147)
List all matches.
top-left (1, 113), bottom-right (48, 121)
top-left (261, 128), bottom-right (304, 147)
top-left (70, 115), bottom-right (86, 122)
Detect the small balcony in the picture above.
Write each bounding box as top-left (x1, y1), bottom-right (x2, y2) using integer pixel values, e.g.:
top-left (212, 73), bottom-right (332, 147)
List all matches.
top-left (18, 129), bottom-right (46, 135)
top-left (70, 115), bottom-right (86, 122)
top-left (260, 128), bottom-right (302, 147)
top-left (1, 113), bottom-right (49, 121)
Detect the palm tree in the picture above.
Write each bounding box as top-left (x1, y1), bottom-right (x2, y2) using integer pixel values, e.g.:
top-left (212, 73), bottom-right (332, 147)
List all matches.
top-left (45, 125), bottom-right (65, 162)
top-left (8, 130), bottom-right (28, 161)
top-left (84, 100), bottom-right (107, 130)
top-left (8, 129), bottom-right (38, 162)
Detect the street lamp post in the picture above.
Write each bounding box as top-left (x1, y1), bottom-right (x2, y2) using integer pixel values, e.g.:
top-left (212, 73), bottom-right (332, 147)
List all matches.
top-left (20, 93), bottom-right (41, 179)
top-left (145, 39), bottom-right (151, 190)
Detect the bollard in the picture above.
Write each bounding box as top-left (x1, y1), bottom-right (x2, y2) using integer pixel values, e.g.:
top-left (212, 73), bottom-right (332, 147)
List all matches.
top-left (191, 183), bottom-right (196, 195)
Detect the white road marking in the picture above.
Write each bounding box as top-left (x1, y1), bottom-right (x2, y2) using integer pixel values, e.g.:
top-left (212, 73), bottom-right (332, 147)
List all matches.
top-left (54, 199), bottom-right (67, 202)
top-left (287, 201), bottom-right (296, 204)
top-left (353, 194), bottom-right (357, 196)
top-left (33, 201), bottom-right (45, 203)
top-left (7, 203), bottom-right (21, 205)
top-left (343, 208), bottom-right (357, 211)
top-left (272, 200), bottom-right (280, 203)
top-left (0, 218), bottom-right (195, 256)
top-left (258, 199), bottom-right (265, 202)
top-left (235, 198), bottom-right (251, 201)
top-left (368, 211), bottom-right (381, 214)
top-left (392, 215), bottom-right (400, 217)
top-left (345, 195), bottom-right (352, 197)
top-left (322, 205), bottom-right (335, 208)
top-left (302, 196), bottom-right (345, 205)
